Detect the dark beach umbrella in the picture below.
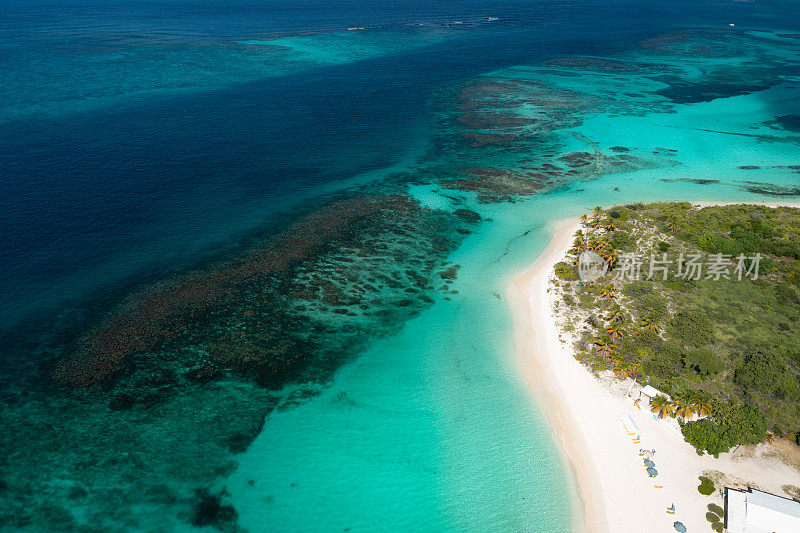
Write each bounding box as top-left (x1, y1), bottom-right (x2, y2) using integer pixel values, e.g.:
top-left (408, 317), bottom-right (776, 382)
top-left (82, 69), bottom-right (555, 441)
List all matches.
top-left (644, 460), bottom-right (655, 468)
top-left (647, 467), bottom-right (658, 477)
top-left (673, 521), bottom-right (686, 532)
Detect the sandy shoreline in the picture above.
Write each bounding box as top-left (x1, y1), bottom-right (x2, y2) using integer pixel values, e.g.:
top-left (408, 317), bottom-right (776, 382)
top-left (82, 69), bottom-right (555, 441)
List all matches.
top-left (508, 218), bottom-right (606, 532)
top-left (508, 207), bottom-right (800, 532)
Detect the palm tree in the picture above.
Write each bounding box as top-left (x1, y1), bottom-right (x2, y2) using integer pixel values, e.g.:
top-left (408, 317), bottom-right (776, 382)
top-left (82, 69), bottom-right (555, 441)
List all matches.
top-left (606, 252), bottom-right (618, 270)
top-left (570, 236), bottom-right (587, 255)
top-left (690, 392), bottom-right (713, 417)
top-left (589, 234), bottom-right (609, 252)
top-left (604, 220), bottom-right (617, 232)
top-left (764, 431), bottom-right (776, 444)
top-left (672, 392), bottom-right (696, 420)
top-left (667, 222), bottom-right (676, 233)
top-left (594, 337), bottom-right (618, 359)
top-left (633, 398), bottom-right (642, 410)
top-left (605, 305), bottom-right (624, 324)
top-left (600, 284), bottom-right (618, 300)
top-left (639, 313), bottom-right (660, 332)
top-left (579, 214), bottom-right (588, 227)
top-left (613, 361), bottom-right (640, 380)
top-left (606, 323), bottom-right (626, 343)
top-left (592, 206), bottom-right (603, 219)
top-left (649, 394), bottom-right (675, 419)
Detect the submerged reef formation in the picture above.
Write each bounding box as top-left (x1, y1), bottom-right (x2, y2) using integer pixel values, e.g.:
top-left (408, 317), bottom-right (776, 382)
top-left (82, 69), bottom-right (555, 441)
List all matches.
top-left (735, 182), bottom-right (800, 197)
top-left (641, 30), bottom-right (800, 103)
top-left (426, 75), bottom-right (670, 201)
top-left (0, 193), bottom-right (474, 531)
top-left (422, 27), bottom-right (800, 203)
top-left (544, 56), bottom-right (646, 72)
top-left (52, 194), bottom-right (461, 389)
top-left (639, 29), bottom-right (735, 56)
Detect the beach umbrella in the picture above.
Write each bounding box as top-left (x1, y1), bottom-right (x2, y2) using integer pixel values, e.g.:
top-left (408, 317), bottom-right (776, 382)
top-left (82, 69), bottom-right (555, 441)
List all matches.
top-left (644, 460), bottom-right (655, 468)
top-left (647, 467), bottom-right (658, 477)
top-left (673, 521), bottom-right (686, 532)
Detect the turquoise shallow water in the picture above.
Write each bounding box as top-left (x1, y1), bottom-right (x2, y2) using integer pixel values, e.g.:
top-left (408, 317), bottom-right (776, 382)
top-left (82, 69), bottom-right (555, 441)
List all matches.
top-left (2, 1), bottom-right (800, 531)
top-left (226, 69), bottom-right (800, 532)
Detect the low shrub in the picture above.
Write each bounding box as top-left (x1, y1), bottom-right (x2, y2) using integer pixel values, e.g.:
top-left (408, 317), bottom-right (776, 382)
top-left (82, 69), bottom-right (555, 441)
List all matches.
top-left (708, 503), bottom-right (724, 517)
top-left (705, 512), bottom-right (719, 523)
top-left (698, 476), bottom-right (716, 496)
top-left (554, 261), bottom-right (578, 281)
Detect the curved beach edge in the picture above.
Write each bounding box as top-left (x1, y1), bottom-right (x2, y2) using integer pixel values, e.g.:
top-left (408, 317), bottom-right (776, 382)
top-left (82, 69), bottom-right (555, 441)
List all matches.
top-left (507, 216), bottom-right (608, 533)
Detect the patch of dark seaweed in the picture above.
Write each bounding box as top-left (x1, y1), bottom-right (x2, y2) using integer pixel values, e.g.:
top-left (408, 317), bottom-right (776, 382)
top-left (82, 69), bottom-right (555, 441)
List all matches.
top-left (440, 168), bottom-right (547, 201)
top-left (660, 178), bottom-right (720, 185)
top-left (771, 115), bottom-right (800, 133)
top-left (459, 132), bottom-right (520, 147)
top-left (456, 112), bottom-right (537, 129)
top-left (191, 488), bottom-right (237, 529)
top-left (454, 209), bottom-right (481, 223)
top-left (640, 29), bottom-right (734, 56)
top-left (655, 80), bottom-right (774, 104)
top-left (545, 56), bottom-right (643, 72)
top-left (736, 181), bottom-right (800, 197)
top-left (52, 195), bottom-right (419, 388)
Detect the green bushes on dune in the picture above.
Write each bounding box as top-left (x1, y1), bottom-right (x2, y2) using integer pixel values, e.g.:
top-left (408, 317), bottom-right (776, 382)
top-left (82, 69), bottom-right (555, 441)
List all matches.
top-left (559, 203), bottom-right (800, 455)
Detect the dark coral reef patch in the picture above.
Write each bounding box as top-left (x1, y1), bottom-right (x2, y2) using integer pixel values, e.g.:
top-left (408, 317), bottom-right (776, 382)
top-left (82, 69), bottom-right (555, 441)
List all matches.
top-left (660, 177), bottom-right (720, 185)
top-left (440, 167), bottom-right (547, 202)
top-left (545, 56), bottom-right (643, 72)
top-left (736, 181), bottom-right (800, 197)
top-left (53, 194), bottom-right (467, 390)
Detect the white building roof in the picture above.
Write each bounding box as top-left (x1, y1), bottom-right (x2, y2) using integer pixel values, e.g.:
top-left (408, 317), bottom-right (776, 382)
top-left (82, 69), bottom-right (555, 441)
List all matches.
top-left (640, 385), bottom-right (663, 398)
top-left (747, 489), bottom-right (800, 518)
top-left (726, 488), bottom-right (800, 533)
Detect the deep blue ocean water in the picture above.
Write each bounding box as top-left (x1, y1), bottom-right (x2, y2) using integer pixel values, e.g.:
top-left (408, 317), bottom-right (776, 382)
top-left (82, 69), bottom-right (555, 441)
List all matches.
top-left (3, 0), bottom-right (778, 332)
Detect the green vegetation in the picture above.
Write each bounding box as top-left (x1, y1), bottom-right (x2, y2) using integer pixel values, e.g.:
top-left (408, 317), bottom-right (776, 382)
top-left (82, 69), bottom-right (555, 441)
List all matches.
top-left (554, 261), bottom-right (579, 281)
top-left (708, 503), bottom-right (724, 517)
top-left (558, 203), bottom-right (800, 456)
top-left (698, 476), bottom-right (716, 495)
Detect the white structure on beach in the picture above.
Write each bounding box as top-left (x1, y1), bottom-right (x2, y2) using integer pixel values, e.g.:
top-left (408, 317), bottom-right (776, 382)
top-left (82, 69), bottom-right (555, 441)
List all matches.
top-left (725, 487), bottom-right (800, 533)
top-left (639, 385), bottom-right (668, 402)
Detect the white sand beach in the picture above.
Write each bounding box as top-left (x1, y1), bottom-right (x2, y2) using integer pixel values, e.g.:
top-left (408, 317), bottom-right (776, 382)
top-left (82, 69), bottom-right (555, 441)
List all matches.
top-left (509, 213), bottom-right (800, 533)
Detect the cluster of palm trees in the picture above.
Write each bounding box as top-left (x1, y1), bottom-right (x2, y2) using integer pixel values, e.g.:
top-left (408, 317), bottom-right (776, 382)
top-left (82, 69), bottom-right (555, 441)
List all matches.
top-left (589, 280), bottom-right (667, 383)
top-left (593, 314), bottom-right (641, 381)
top-left (579, 206), bottom-right (617, 231)
top-left (648, 391), bottom-right (712, 420)
top-left (600, 280), bottom-right (663, 336)
top-left (570, 229), bottom-right (618, 270)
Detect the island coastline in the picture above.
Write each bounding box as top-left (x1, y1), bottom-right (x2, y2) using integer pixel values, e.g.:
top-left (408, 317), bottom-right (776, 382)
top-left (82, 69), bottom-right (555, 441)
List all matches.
top-left (509, 203), bottom-right (800, 532)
